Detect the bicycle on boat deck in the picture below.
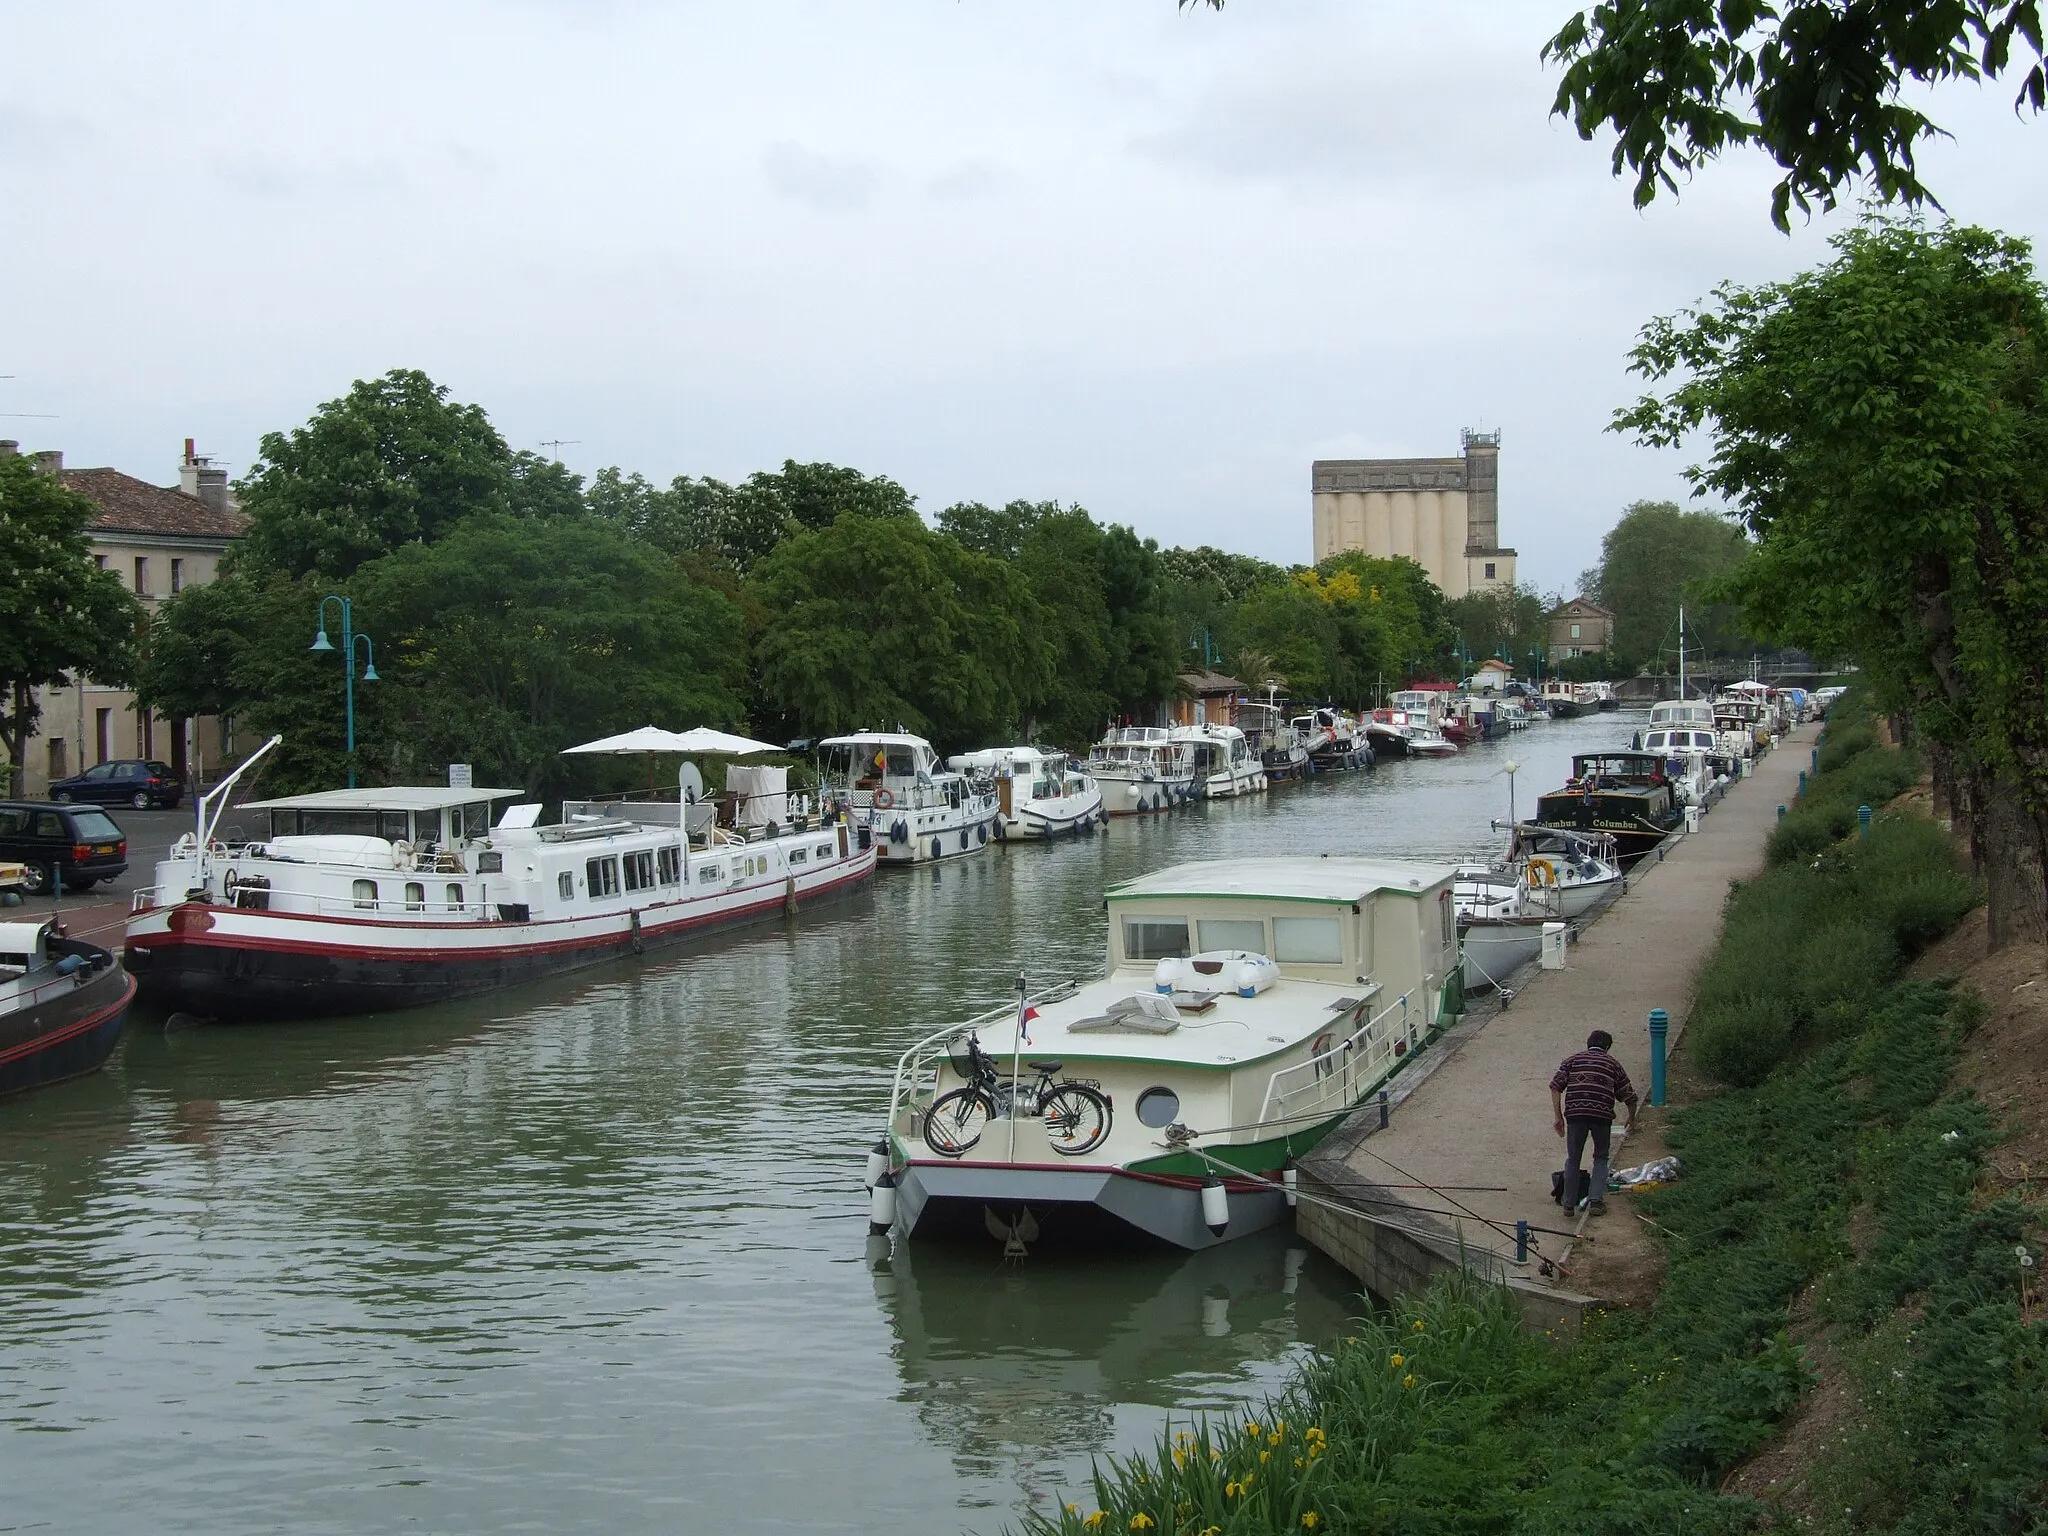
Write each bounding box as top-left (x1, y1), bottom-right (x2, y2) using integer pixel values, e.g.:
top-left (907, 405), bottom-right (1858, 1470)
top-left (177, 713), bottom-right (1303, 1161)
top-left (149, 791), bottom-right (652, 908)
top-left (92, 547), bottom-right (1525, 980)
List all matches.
top-left (922, 1032), bottom-right (1112, 1157)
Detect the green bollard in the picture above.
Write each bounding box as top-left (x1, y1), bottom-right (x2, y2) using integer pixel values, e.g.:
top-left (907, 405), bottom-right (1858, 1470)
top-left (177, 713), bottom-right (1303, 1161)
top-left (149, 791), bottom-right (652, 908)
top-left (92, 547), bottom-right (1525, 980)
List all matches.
top-left (1858, 804), bottom-right (1872, 838)
top-left (1648, 1008), bottom-right (1668, 1107)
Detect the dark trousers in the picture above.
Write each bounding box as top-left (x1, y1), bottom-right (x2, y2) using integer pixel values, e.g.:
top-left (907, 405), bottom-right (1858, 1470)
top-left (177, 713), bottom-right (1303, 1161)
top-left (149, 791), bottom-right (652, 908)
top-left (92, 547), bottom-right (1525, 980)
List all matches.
top-left (1563, 1116), bottom-right (1613, 1209)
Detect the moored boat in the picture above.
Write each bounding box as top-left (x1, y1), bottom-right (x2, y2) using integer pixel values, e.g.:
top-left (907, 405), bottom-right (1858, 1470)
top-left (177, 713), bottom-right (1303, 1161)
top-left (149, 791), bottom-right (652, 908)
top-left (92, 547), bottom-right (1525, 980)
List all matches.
top-left (1538, 679), bottom-right (1581, 718)
top-left (947, 747), bottom-right (1104, 840)
top-left (1533, 752), bottom-right (1684, 864)
top-left (1169, 723), bottom-right (1268, 799)
top-left (819, 731), bottom-right (1001, 864)
top-left (1503, 823), bottom-right (1625, 918)
top-left (1087, 727), bottom-right (1198, 816)
top-left (125, 739), bottom-right (879, 1021)
top-left (1, 921), bottom-right (134, 1097)
top-left (870, 856), bottom-right (1462, 1251)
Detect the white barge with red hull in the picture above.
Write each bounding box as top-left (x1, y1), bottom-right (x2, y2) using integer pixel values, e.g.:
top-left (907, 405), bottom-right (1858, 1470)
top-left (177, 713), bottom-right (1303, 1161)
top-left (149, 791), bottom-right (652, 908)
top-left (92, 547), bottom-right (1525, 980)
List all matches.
top-left (125, 759), bottom-right (877, 1022)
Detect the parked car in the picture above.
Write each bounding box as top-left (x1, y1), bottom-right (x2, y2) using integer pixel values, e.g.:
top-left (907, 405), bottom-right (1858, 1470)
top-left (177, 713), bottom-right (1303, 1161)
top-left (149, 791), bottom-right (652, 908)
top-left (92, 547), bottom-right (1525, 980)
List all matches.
top-left (0, 802), bottom-right (129, 894)
top-left (49, 758), bottom-right (181, 810)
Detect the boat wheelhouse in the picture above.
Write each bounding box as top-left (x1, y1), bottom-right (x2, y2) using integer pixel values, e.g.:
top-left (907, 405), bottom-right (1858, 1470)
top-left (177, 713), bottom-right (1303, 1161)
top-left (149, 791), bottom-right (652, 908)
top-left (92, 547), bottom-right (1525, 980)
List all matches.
top-left (1533, 751), bottom-right (1683, 864)
top-left (1638, 724), bottom-right (1723, 806)
top-left (1169, 723), bottom-right (1268, 799)
top-left (1538, 678), bottom-right (1582, 718)
top-left (126, 760), bottom-right (878, 1020)
top-left (1, 921), bottom-right (134, 1096)
top-left (818, 732), bottom-right (1001, 865)
top-left (1087, 727), bottom-right (1198, 816)
top-left (947, 747), bottom-right (1104, 840)
top-left (1236, 701), bottom-right (1311, 784)
top-left (873, 857), bottom-right (1461, 1251)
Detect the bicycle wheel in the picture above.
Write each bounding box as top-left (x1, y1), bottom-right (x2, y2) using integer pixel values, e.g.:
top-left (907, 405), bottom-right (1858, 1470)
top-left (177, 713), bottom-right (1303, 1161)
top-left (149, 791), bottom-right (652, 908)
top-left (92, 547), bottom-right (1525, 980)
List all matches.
top-left (1041, 1084), bottom-right (1111, 1156)
top-left (923, 1087), bottom-right (993, 1157)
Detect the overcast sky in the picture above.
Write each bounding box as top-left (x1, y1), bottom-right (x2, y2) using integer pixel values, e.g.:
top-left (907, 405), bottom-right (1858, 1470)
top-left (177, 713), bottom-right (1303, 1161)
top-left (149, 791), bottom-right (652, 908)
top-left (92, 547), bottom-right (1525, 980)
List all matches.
top-left (6, 2), bottom-right (2045, 593)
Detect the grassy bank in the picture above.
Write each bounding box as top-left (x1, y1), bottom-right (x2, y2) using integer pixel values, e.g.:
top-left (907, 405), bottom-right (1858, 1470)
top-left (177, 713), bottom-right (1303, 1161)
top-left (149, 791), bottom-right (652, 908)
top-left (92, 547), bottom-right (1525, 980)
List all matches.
top-left (1020, 707), bottom-right (2044, 1535)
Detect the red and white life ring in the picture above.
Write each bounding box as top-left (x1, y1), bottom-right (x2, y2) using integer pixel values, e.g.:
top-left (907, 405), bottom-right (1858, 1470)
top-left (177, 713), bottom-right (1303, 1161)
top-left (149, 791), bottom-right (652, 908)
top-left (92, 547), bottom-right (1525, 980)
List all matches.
top-left (872, 788), bottom-right (895, 809)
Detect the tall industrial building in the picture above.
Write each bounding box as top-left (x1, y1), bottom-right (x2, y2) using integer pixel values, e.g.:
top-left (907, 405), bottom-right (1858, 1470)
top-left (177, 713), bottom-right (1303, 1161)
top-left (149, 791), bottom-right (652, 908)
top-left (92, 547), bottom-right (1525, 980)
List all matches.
top-left (1310, 430), bottom-right (1517, 598)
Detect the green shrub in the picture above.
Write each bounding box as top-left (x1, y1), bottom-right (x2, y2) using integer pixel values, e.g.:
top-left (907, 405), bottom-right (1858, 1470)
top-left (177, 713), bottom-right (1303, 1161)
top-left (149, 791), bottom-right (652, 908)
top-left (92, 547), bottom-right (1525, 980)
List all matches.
top-left (1816, 721), bottom-right (1876, 774)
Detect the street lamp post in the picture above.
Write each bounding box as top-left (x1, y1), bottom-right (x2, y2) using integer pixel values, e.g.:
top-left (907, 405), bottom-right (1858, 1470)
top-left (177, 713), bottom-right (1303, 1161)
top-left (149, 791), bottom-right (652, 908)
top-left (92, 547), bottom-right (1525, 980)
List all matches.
top-left (310, 595), bottom-right (379, 788)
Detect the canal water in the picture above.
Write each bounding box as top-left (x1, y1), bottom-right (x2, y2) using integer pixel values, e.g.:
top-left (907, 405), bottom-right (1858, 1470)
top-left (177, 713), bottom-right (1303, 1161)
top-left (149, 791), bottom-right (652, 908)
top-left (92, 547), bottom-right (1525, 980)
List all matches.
top-left (0, 715), bottom-right (1641, 1534)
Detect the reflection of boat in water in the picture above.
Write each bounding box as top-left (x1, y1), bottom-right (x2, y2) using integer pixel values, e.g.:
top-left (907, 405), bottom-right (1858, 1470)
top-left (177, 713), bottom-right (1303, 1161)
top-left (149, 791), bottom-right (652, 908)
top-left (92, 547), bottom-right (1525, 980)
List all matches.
top-left (867, 1228), bottom-right (1358, 1473)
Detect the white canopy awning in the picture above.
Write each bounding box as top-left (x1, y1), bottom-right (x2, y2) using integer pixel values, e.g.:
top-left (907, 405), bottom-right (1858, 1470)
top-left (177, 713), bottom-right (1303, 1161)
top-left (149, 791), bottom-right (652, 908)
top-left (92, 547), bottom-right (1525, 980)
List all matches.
top-left (562, 725), bottom-right (782, 757)
top-left (667, 727), bottom-right (783, 756)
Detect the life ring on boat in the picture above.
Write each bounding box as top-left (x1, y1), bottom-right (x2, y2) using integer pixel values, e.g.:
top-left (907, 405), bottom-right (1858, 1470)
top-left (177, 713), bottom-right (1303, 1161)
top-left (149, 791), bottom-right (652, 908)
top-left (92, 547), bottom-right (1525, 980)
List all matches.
top-left (1526, 857), bottom-right (1558, 887)
top-left (872, 788), bottom-right (895, 809)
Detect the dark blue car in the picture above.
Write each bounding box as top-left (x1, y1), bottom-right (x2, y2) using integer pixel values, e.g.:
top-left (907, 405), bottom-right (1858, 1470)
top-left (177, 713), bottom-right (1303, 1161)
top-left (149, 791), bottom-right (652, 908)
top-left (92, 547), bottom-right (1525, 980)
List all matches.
top-left (50, 758), bottom-right (181, 810)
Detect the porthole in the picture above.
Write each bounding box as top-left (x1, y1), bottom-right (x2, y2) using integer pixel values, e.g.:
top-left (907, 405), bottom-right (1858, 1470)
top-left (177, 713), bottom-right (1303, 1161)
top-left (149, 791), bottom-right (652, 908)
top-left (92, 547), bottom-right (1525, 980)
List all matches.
top-left (1135, 1087), bottom-right (1181, 1128)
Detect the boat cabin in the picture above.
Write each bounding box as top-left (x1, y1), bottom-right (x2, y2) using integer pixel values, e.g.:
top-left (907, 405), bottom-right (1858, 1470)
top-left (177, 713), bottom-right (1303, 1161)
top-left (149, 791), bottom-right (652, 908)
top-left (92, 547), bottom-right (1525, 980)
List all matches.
top-left (1640, 726), bottom-right (1719, 757)
top-left (0, 921), bottom-right (54, 981)
top-left (948, 746), bottom-right (1067, 814)
top-left (1649, 700), bottom-right (1716, 729)
top-left (238, 786), bottom-right (523, 852)
top-left (820, 731), bottom-right (975, 813)
top-left (1104, 857), bottom-right (1458, 1005)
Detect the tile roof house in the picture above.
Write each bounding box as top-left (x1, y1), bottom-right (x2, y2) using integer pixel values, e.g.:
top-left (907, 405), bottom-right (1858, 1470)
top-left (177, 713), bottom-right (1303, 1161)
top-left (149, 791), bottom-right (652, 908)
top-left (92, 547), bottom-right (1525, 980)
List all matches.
top-left (1170, 670), bottom-right (1246, 729)
top-left (1548, 597), bottom-right (1615, 659)
top-left (3, 440), bottom-right (250, 795)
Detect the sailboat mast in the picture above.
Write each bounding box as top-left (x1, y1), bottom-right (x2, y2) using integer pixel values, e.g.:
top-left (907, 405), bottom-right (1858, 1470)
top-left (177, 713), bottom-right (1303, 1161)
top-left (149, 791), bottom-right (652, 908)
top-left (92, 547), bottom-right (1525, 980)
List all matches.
top-left (1678, 606), bottom-right (1687, 699)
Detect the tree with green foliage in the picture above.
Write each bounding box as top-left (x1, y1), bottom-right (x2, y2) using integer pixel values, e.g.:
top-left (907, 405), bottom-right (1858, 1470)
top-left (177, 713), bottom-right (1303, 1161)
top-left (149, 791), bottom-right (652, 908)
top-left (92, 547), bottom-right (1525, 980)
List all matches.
top-left (1577, 500), bottom-right (1752, 672)
top-left (1444, 582), bottom-right (1553, 676)
top-left (233, 369), bottom-right (545, 580)
top-left (1619, 217), bottom-right (2048, 944)
top-left (1545, 1), bottom-right (2048, 230)
top-left (749, 514), bottom-right (1049, 750)
top-left (0, 456), bottom-right (144, 795)
top-left (592, 459), bottom-right (916, 574)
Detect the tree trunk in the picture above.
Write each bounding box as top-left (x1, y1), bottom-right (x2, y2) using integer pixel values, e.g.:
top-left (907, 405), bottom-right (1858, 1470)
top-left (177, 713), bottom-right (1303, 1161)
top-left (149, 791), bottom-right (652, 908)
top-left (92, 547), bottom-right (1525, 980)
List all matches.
top-left (2, 681), bottom-right (27, 799)
top-left (1982, 773), bottom-right (2048, 951)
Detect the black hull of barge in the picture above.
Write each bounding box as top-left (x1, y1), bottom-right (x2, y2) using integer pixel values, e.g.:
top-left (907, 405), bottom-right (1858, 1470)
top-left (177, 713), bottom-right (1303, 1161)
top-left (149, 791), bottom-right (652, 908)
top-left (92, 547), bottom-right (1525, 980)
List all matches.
top-left (1, 943), bottom-right (134, 1097)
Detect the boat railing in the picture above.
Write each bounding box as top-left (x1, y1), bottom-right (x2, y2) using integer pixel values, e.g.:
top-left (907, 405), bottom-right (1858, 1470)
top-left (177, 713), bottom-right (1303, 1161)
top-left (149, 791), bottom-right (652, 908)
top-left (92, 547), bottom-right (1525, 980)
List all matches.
top-left (1253, 974), bottom-right (1437, 1135)
top-left (882, 980), bottom-right (1086, 1156)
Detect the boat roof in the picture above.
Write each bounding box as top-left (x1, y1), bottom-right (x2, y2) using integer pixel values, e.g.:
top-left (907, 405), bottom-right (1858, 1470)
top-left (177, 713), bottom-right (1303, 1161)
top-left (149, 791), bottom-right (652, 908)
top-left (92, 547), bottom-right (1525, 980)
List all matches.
top-left (241, 786), bottom-right (524, 812)
top-left (1571, 751), bottom-right (1666, 769)
top-left (0, 921), bottom-right (51, 955)
top-left (817, 732), bottom-right (931, 749)
top-left (1108, 856), bottom-right (1456, 905)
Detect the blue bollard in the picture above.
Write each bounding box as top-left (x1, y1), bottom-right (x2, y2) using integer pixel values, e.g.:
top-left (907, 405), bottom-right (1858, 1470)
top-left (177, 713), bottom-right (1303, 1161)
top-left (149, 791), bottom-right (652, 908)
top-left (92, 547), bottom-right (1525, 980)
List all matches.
top-left (1648, 1008), bottom-right (1669, 1108)
top-left (1811, 747), bottom-right (1819, 773)
top-left (1516, 1218), bottom-right (1530, 1263)
top-left (1378, 1089), bottom-right (1390, 1129)
top-left (1858, 804), bottom-right (1872, 838)
top-left (1777, 804), bottom-right (1786, 822)
top-left (1798, 769), bottom-right (1807, 795)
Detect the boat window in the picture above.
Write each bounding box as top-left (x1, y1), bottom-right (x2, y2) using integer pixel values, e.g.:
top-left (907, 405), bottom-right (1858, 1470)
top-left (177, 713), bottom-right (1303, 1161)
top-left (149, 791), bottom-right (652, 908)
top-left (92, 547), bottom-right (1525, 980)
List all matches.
top-left (352, 879), bottom-right (378, 909)
top-left (460, 802), bottom-right (491, 840)
top-left (586, 857), bottom-right (621, 898)
top-left (814, 844), bottom-right (832, 860)
top-left (788, 849), bottom-right (807, 865)
top-left (658, 847), bottom-right (681, 884)
top-left (378, 811), bottom-right (410, 841)
top-left (1123, 917), bottom-right (1190, 960)
top-left (1274, 916), bottom-right (1344, 963)
top-left (1441, 890), bottom-right (1455, 947)
top-left (558, 871), bottom-right (575, 901)
top-left (1135, 1087), bottom-right (1182, 1129)
top-left (698, 863), bottom-right (722, 883)
top-left (305, 810), bottom-right (381, 838)
top-left (623, 850), bottom-right (655, 892)
top-left (1197, 918), bottom-right (1267, 954)
top-left (405, 881), bottom-right (425, 911)
top-left (446, 884), bottom-right (464, 908)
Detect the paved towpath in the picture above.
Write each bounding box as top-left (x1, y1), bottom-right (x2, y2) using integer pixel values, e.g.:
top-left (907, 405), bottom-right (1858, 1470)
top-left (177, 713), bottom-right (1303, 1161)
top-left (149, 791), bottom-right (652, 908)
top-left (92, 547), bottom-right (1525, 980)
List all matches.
top-left (1308, 723), bottom-right (1817, 1282)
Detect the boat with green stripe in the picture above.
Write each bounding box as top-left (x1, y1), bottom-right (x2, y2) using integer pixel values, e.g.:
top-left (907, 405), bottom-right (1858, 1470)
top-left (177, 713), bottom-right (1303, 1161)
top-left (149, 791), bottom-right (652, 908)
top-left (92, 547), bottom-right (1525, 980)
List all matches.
top-left (868, 856), bottom-right (1463, 1252)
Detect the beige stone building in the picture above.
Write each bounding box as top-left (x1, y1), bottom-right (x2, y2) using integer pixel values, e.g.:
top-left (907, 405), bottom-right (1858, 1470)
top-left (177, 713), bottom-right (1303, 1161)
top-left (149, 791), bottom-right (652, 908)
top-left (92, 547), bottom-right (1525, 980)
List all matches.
top-left (2, 441), bottom-right (249, 796)
top-left (1310, 430), bottom-right (1517, 598)
top-left (1549, 596), bottom-right (1614, 659)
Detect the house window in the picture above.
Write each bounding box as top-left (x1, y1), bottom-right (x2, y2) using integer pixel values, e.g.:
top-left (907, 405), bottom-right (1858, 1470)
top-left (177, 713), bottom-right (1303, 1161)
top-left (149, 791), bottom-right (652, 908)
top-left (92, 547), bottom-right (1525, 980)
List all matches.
top-left (133, 557), bottom-right (149, 595)
top-left (170, 558), bottom-right (184, 593)
top-left (657, 846), bottom-right (681, 885)
top-left (585, 857), bottom-right (620, 897)
top-left (405, 882), bottom-right (426, 911)
top-left (94, 554), bottom-right (107, 570)
top-left (558, 871), bottom-right (575, 901)
top-left (1484, 562), bottom-right (1497, 579)
top-left (1570, 622), bottom-right (1581, 640)
top-left (95, 708), bottom-right (112, 764)
top-left (623, 849), bottom-right (655, 891)
top-left (353, 879), bottom-right (379, 909)
top-left (46, 738), bottom-right (66, 779)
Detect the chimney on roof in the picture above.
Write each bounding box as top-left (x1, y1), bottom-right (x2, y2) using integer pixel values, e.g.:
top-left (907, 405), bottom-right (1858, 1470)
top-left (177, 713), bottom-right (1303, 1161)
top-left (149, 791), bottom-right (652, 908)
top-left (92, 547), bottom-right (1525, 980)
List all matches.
top-left (31, 449), bottom-right (62, 475)
top-left (0, 440), bottom-right (16, 457)
top-left (177, 440), bottom-right (229, 514)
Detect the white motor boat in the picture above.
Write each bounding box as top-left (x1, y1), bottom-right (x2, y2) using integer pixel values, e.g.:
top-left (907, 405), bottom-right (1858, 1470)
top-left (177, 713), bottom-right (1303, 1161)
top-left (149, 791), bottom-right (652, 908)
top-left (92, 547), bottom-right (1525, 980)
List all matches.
top-left (1503, 823), bottom-right (1624, 918)
top-left (1169, 723), bottom-right (1268, 799)
top-left (1637, 725), bottom-right (1722, 808)
top-left (1087, 727), bottom-right (1198, 816)
top-left (870, 857), bottom-right (1462, 1251)
top-left (1450, 864), bottom-right (1552, 993)
top-left (126, 738), bottom-right (879, 1021)
top-left (947, 747), bottom-right (1104, 840)
top-left (819, 732), bottom-right (1001, 865)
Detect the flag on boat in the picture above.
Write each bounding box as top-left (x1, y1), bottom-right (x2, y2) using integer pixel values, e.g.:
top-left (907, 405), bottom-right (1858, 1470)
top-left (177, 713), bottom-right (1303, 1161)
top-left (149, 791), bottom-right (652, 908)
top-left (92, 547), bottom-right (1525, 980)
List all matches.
top-left (1021, 1004), bottom-right (1040, 1044)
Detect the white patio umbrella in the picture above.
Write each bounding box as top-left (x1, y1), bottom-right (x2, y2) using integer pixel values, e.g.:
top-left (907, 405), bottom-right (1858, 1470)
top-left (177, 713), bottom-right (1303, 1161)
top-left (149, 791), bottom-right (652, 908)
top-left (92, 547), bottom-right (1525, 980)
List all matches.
top-left (561, 725), bottom-right (697, 756)
top-left (667, 727), bottom-right (783, 756)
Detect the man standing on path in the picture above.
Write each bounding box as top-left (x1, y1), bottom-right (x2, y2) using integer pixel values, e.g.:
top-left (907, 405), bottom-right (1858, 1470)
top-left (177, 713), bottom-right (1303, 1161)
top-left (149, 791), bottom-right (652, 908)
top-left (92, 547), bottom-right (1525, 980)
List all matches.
top-left (1550, 1029), bottom-right (1638, 1215)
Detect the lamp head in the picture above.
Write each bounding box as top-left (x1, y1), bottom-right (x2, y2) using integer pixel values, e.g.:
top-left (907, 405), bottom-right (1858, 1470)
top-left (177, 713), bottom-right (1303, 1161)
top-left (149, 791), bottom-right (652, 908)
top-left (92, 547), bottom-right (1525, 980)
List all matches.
top-left (361, 660), bottom-right (380, 683)
top-left (309, 629), bottom-right (334, 653)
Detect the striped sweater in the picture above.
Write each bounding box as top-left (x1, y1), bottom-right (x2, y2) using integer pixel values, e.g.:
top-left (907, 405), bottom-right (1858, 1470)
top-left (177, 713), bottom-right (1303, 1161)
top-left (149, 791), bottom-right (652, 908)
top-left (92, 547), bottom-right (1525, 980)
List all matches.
top-left (1549, 1048), bottom-right (1639, 1121)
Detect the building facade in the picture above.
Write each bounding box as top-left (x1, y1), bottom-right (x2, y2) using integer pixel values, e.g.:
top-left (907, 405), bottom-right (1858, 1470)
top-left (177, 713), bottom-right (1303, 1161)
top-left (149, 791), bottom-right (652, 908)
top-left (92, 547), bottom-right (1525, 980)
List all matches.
top-left (1310, 430), bottom-right (1518, 598)
top-left (2, 441), bottom-right (249, 796)
top-left (1548, 597), bottom-right (1615, 659)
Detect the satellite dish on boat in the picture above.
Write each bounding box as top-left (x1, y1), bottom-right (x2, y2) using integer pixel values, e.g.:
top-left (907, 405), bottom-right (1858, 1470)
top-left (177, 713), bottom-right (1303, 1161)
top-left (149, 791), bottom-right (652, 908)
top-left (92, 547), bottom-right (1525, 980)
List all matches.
top-left (678, 763), bottom-right (704, 804)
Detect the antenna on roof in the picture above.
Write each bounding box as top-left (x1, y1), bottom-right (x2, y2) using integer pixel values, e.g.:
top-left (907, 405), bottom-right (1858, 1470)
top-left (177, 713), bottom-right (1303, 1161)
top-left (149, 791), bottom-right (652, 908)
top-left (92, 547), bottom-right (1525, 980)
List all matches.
top-left (539, 439), bottom-right (580, 458)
